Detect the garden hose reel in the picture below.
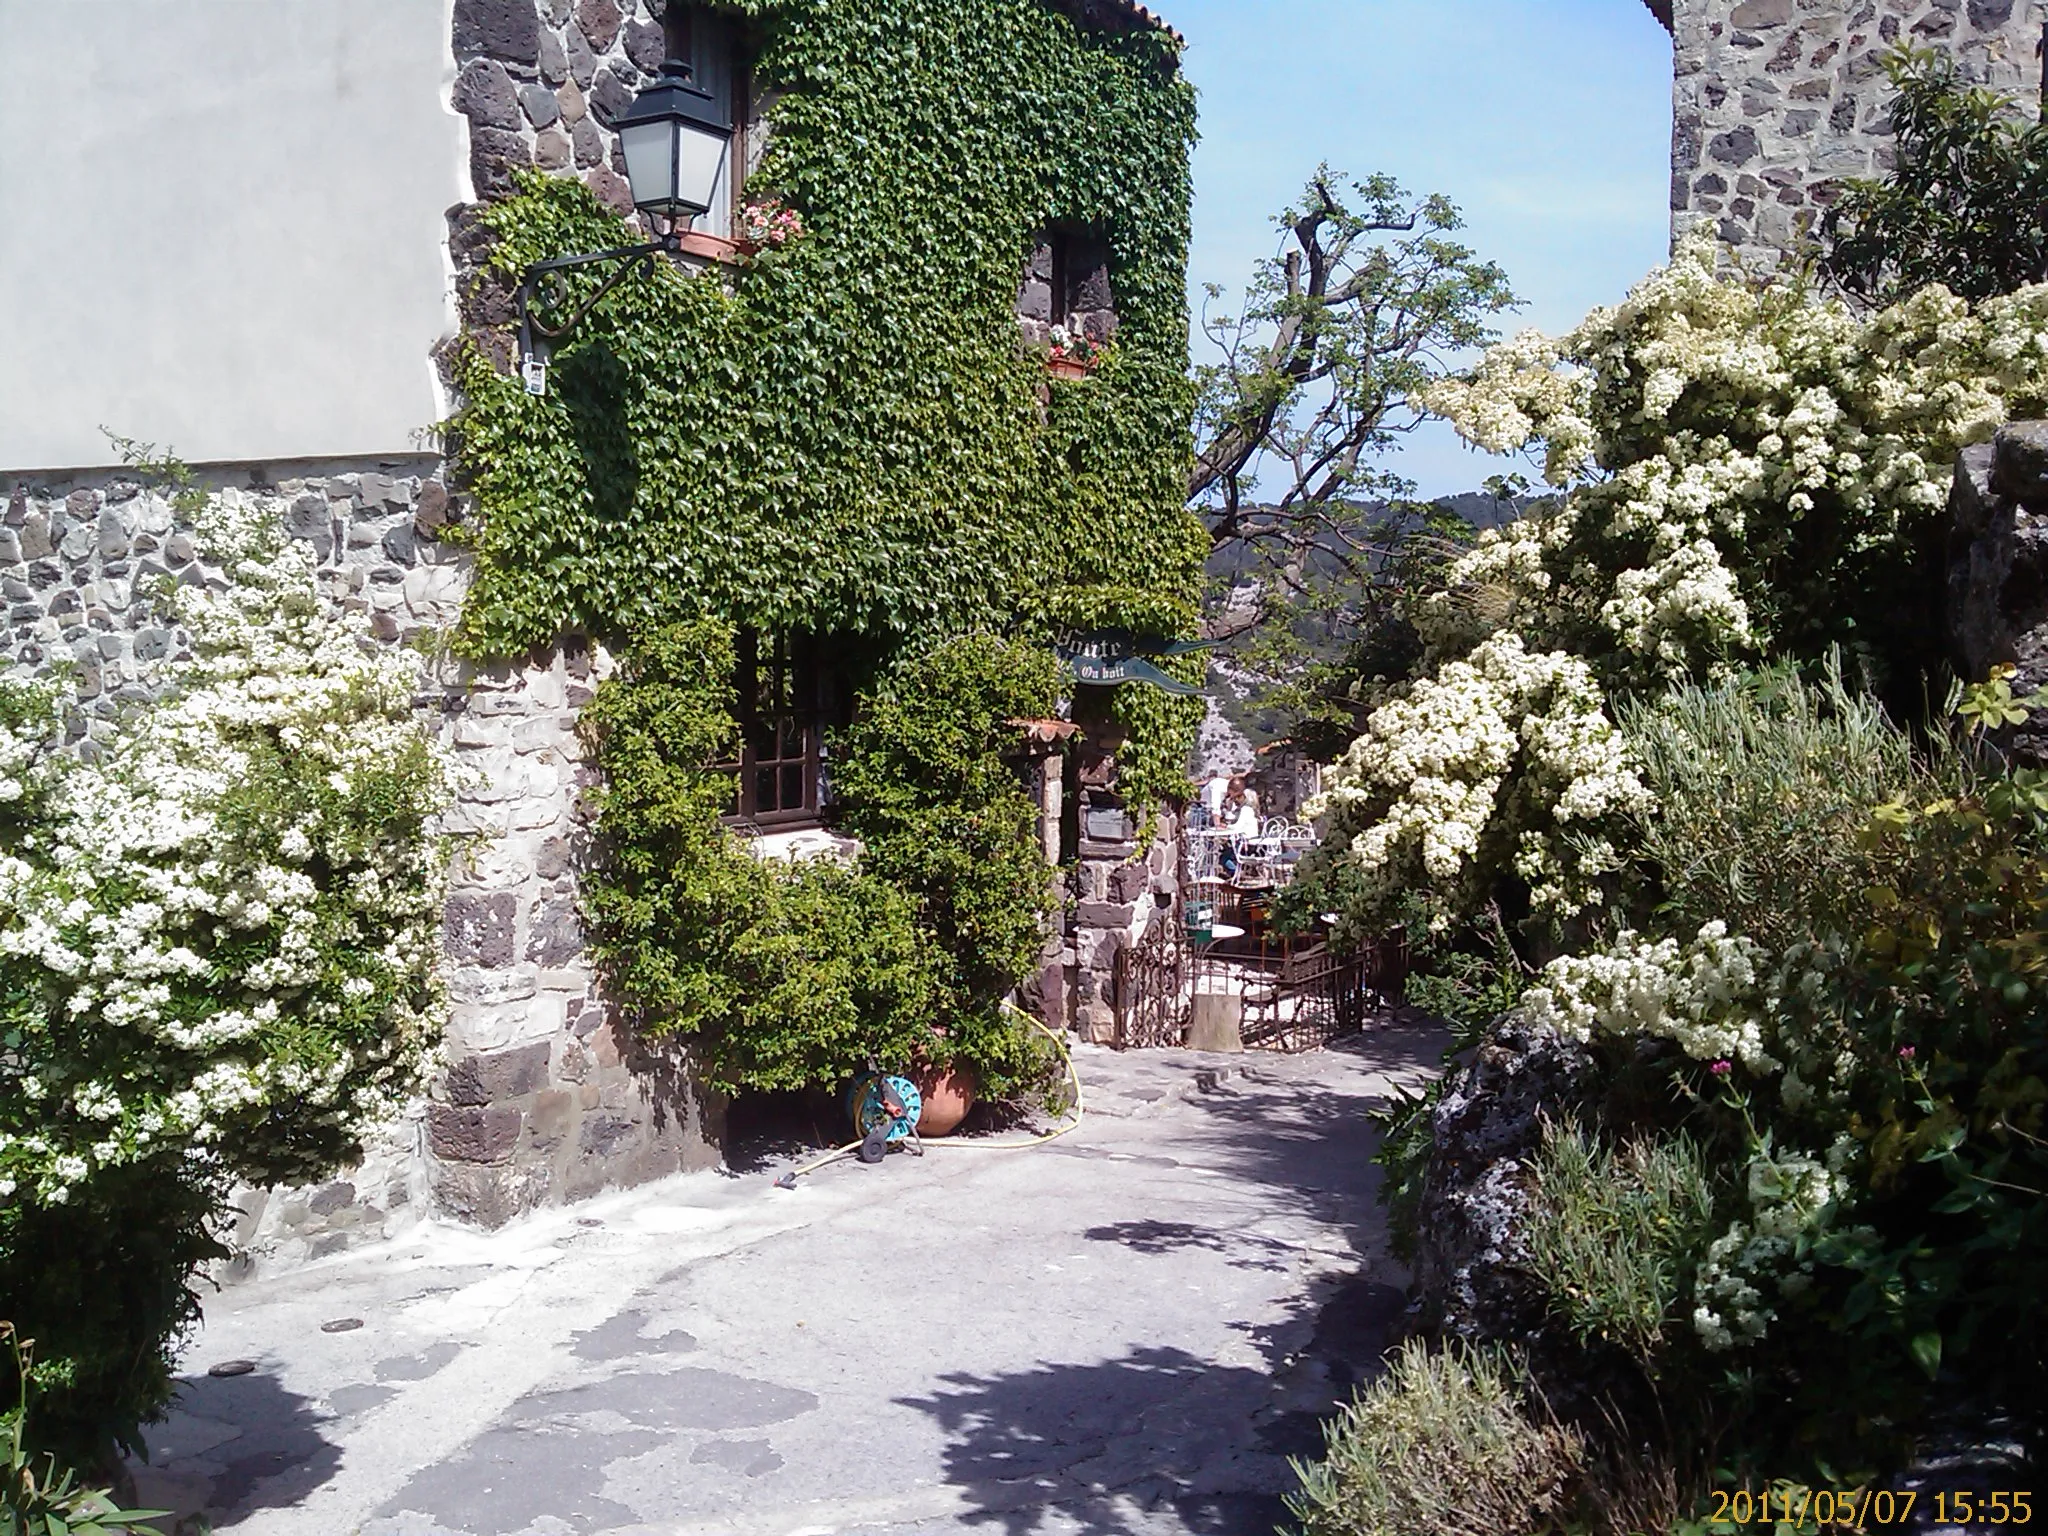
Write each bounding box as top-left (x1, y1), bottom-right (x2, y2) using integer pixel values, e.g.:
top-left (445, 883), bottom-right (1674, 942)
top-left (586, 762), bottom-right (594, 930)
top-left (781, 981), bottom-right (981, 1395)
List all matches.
top-left (847, 1073), bottom-right (924, 1163)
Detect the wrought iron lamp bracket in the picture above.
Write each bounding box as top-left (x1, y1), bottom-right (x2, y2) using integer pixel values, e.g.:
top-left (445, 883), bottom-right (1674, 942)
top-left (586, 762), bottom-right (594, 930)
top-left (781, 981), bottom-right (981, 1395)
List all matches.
top-left (514, 226), bottom-right (682, 394)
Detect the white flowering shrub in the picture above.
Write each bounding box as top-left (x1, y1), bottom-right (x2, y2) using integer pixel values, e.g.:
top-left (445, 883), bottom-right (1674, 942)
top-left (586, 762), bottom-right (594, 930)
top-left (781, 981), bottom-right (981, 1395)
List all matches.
top-left (0, 488), bottom-right (455, 1456)
top-left (1688, 1142), bottom-right (1859, 1353)
top-left (1339, 230), bottom-right (2048, 1487)
top-left (0, 491), bottom-right (455, 1201)
top-left (1310, 631), bottom-right (1649, 924)
top-left (1417, 229), bottom-right (2048, 686)
top-left (1313, 232), bottom-right (2048, 933)
top-left (1520, 921), bottom-right (1870, 1351)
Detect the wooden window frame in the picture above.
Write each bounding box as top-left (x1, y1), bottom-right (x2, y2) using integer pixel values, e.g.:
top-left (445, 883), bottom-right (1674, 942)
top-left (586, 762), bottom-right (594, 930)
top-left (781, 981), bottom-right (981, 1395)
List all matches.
top-left (720, 630), bottom-right (825, 830)
top-left (663, 4), bottom-right (752, 261)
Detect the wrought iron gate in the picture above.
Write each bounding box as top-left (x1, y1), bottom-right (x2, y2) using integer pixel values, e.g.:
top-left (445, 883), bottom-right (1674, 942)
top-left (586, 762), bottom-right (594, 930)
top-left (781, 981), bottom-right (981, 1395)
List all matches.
top-left (1113, 916), bottom-right (1191, 1049)
top-left (1239, 930), bottom-right (1412, 1053)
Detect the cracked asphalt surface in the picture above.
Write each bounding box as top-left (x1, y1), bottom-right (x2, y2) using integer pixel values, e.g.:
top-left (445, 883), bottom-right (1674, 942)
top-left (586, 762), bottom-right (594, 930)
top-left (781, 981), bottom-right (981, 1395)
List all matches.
top-left (129, 1026), bottom-right (1444, 1536)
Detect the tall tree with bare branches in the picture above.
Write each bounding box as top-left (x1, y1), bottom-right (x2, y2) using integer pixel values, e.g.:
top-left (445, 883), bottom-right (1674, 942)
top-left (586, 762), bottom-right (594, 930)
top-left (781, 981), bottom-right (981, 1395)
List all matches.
top-left (1192, 170), bottom-right (1519, 634)
top-left (1189, 169), bottom-right (1519, 745)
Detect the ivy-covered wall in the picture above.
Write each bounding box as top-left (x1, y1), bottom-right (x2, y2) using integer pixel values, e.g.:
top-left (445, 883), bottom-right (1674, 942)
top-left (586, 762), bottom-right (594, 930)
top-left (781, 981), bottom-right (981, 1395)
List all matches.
top-left (448, 0), bottom-right (1206, 664)
top-left (439, 0), bottom-right (1208, 1063)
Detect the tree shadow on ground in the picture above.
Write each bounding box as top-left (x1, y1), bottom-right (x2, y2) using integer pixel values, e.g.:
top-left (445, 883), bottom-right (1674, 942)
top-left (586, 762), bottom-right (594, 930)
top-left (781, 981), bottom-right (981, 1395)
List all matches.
top-left (899, 1273), bottom-right (1407, 1533)
top-left (893, 1019), bottom-right (1442, 1531)
top-left (1082, 1219), bottom-right (1299, 1274)
top-left (899, 1345), bottom-right (1294, 1535)
top-left (1153, 1018), bottom-right (1447, 1260)
top-left (126, 1369), bottom-right (341, 1531)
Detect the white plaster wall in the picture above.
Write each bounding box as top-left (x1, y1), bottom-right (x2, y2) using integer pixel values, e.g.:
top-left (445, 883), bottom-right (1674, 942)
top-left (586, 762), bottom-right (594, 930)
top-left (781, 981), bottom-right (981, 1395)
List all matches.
top-left (0, 1), bottom-right (464, 473)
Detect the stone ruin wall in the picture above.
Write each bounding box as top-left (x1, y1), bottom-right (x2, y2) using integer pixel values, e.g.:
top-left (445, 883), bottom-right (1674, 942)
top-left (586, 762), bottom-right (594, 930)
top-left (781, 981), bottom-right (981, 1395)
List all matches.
top-left (0, 461), bottom-right (722, 1272)
top-left (1670, 0), bottom-right (2046, 269)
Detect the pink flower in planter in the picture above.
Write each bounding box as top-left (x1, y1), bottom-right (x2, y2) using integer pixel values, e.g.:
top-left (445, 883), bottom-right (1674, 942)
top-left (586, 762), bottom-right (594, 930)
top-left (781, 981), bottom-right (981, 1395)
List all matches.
top-left (736, 197), bottom-right (805, 250)
top-left (1048, 318), bottom-right (1102, 371)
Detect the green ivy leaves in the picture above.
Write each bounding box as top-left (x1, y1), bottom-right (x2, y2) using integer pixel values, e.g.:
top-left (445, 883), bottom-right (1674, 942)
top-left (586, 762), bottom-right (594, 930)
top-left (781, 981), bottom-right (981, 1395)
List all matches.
top-left (449, 0), bottom-right (1204, 677)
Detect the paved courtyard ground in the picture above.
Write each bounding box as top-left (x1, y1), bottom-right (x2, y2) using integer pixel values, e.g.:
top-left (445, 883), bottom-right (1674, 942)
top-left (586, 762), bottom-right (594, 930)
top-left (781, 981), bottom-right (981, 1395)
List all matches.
top-left (130, 1025), bottom-right (1444, 1536)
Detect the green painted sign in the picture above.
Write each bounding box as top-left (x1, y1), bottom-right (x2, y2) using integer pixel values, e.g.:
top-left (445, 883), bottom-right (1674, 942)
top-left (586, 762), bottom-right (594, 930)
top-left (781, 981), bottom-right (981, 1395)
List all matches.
top-left (1058, 630), bottom-right (1208, 696)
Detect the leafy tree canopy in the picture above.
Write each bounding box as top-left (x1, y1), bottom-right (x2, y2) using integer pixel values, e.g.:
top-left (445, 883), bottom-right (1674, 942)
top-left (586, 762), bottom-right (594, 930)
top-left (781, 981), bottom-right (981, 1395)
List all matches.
top-left (1820, 45), bottom-right (2048, 305)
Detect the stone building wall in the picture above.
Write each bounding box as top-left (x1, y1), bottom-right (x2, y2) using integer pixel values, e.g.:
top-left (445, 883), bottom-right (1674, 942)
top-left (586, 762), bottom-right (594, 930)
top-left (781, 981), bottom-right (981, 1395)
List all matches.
top-left (449, 0), bottom-right (773, 228)
top-left (0, 458), bottom-right (721, 1270)
top-left (1, 0), bottom-right (1177, 1267)
top-left (1064, 804), bottom-right (1182, 1044)
top-left (1668, 0), bottom-right (2046, 268)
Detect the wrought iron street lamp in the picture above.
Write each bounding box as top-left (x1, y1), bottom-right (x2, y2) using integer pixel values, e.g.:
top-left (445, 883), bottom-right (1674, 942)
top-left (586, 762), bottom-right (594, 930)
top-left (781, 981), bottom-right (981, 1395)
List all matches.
top-left (515, 51), bottom-right (732, 394)
top-left (616, 57), bottom-right (732, 222)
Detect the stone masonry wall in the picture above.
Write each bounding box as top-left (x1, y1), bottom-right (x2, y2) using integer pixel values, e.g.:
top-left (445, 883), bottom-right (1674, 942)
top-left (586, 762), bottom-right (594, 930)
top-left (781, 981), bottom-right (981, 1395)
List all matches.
top-left (453, 0), bottom-right (669, 212)
top-left (0, 458), bottom-right (721, 1271)
top-left (1065, 804), bottom-right (1182, 1044)
top-left (448, 0), bottom-right (772, 228)
top-left (1670, 0), bottom-right (2046, 268)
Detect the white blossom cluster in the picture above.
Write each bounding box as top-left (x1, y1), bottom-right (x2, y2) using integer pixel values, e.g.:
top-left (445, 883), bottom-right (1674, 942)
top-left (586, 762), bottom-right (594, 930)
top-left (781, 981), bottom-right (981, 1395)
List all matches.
top-left (1692, 1140), bottom-right (1859, 1351)
top-left (0, 490), bottom-right (456, 1206)
top-left (1415, 229), bottom-right (2048, 682)
top-left (1522, 920), bottom-right (1778, 1071)
top-left (1310, 632), bottom-right (1650, 920)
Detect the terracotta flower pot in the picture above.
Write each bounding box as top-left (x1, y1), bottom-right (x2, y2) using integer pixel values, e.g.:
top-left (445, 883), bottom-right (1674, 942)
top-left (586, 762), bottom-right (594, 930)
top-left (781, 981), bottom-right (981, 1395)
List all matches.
top-left (1046, 356), bottom-right (1091, 380)
top-left (913, 1063), bottom-right (978, 1136)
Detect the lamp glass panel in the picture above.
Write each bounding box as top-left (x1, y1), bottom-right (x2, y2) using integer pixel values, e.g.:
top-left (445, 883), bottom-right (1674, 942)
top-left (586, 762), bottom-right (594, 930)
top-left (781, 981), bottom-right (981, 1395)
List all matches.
top-left (619, 119), bottom-right (679, 210)
top-left (674, 121), bottom-right (729, 220)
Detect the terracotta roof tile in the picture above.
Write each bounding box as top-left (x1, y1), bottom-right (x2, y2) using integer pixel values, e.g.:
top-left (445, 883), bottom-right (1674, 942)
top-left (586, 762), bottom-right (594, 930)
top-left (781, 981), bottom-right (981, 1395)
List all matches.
top-left (1050, 0), bottom-right (1185, 50)
top-left (1007, 717), bottom-right (1082, 746)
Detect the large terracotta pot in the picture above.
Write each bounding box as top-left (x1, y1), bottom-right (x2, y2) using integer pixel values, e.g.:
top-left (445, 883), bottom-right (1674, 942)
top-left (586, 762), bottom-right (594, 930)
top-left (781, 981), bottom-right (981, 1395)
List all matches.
top-left (913, 1063), bottom-right (978, 1136)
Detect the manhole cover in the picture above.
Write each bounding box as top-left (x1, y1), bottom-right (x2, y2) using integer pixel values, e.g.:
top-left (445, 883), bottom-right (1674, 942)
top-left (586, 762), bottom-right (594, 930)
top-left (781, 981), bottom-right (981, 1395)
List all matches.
top-left (320, 1318), bottom-right (364, 1334)
top-left (207, 1360), bottom-right (256, 1378)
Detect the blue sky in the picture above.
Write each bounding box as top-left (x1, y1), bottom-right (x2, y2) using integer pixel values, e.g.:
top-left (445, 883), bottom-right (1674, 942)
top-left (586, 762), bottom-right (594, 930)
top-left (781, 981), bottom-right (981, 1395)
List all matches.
top-left (1168, 0), bottom-right (1675, 497)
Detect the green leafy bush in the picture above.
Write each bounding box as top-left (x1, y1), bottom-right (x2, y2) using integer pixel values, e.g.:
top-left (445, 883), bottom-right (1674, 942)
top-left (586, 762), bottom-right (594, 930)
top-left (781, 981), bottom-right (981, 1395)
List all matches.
top-left (1316, 161), bottom-right (2048, 1514)
top-left (1615, 657), bottom-right (1945, 950)
top-left (830, 634), bottom-right (1066, 1099)
top-left (1286, 1339), bottom-right (1583, 1536)
top-left (0, 1327), bottom-right (166, 1536)
top-left (580, 623), bottom-right (1060, 1101)
top-left (1820, 46), bottom-right (2048, 306)
top-left (1522, 1120), bottom-right (1720, 1370)
top-left (1815, 760), bottom-right (2048, 1431)
top-left (1512, 674), bottom-right (2048, 1473)
top-left (578, 620), bottom-right (937, 1093)
top-left (1368, 1079), bottom-right (1440, 1266)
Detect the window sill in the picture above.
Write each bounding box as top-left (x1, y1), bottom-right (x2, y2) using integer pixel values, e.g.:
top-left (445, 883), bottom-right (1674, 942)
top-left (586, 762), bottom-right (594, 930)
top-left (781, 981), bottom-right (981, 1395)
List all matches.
top-left (746, 827), bottom-right (863, 865)
top-left (675, 231), bottom-right (743, 265)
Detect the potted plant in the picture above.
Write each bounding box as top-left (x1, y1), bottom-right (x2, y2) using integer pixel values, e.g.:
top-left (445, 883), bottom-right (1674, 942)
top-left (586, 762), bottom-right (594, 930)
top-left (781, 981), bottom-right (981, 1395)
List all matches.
top-left (733, 196), bottom-right (805, 258)
top-left (1046, 321), bottom-right (1100, 380)
top-left (913, 1059), bottom-right (978, 1135)
top-left (909, 1025), bottom-right (978, 1136)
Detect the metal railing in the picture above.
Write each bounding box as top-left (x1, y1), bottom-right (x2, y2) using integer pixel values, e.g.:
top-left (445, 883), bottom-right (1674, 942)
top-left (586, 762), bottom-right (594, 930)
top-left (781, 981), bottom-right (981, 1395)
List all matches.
top-left (1238, 930), bottom-right (1410, 1053)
